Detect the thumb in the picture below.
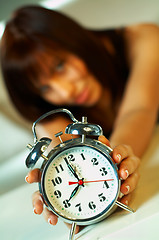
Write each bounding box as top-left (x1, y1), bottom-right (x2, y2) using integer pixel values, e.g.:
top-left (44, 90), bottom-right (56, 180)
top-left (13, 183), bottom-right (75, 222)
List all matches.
top-left (98, 135), bottom-right (111, 147)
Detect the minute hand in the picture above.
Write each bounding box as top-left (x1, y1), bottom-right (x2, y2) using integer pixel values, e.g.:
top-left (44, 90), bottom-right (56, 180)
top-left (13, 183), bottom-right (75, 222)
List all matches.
top-left (64, 157), bottom-right (80, 180)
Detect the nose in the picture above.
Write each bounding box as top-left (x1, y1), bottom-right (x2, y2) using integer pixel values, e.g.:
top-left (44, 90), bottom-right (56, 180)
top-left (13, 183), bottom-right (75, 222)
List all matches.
top-left (51, 80), bottom-right (74, 100)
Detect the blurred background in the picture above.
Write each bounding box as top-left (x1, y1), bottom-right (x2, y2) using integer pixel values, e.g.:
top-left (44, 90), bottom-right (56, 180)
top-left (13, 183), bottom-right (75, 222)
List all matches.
top-left (0, 1), bottom-right (159, 239)
top-left (1, 0), bottom-right (159, 193)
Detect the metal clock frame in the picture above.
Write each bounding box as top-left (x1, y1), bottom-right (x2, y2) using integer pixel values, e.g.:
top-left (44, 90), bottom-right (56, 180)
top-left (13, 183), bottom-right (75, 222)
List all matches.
top-left (40, 137), bottom-right (121, 226)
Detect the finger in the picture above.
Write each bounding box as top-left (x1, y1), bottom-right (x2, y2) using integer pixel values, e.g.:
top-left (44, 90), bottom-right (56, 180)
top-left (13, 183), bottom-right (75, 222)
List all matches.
top-left (120, 193), bottom-right (132, 206)
top-left (25, 168), bottom-right (41, 183)
top-left (43, 207), bottom-right (58, 225)
top-left (111, 144), bottom-right (133, 164)
top-left (98, 135), bottom-right (111, 147)
top-left (120, 170), bottom-right (140, 195)
top-left (65, 222), bottom-right (80, 234)
top-left (118, 156), bottom-right (140, 180)
top-left (32, 191), bottom-right (44, 215)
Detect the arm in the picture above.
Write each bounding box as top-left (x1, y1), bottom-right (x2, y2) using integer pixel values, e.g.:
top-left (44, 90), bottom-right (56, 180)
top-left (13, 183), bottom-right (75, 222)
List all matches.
top-left (110, 24), bottom-right (159, 157)
top-left (103, 24), bottom-right (159, 206)
top-left (26, 24), bottom-right (159, 229)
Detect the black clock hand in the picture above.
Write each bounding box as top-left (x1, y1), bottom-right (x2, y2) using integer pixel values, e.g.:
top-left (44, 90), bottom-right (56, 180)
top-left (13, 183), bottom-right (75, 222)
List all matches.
top-left (68, 184), bottom-right (80, 201)
top-left (64, 158), bottom-right (80, 180)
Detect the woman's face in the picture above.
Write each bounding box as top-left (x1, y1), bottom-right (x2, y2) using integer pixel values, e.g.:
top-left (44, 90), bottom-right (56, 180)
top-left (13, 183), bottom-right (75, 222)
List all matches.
top-left (38, 54), bottom-right (102, 107)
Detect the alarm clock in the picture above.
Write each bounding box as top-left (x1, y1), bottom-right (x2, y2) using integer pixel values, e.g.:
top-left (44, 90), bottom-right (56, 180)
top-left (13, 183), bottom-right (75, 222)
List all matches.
top-left (25, 108), bottom-right (134, 240)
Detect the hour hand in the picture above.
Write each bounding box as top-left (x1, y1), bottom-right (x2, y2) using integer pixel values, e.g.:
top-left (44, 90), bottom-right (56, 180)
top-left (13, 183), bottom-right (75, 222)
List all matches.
top-left (68, 184), bottom-right (80, 201)
top-left (64, 158), bottom-right (80, 180)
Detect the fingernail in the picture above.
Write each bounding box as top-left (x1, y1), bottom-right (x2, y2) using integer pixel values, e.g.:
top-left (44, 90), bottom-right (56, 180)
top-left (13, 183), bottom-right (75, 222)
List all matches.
top-left (125, 170), bottom-right (129, 178)
top-left (116, 154), bottom-right (121, 163)
top-left (125, 200), bottom-right (129, 205)
top-left (48, 218), bottom-right (52, 225)
top-left (25, 175), bottom-right (29, 183)
top-left (33, 207), bottom-right (38, 214)
top-left (125, 185), bottom-right (130, 193)
top-left (119, 191), bottom-right (124, 198)
top-left (121, 169), bottom-right (129, 179)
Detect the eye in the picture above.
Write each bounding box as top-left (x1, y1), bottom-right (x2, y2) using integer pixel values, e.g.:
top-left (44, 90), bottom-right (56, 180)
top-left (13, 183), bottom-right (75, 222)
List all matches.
top-left (39, 85), bottom-right (50, 94)
top-left (55, 61), bottom-right (65, 72)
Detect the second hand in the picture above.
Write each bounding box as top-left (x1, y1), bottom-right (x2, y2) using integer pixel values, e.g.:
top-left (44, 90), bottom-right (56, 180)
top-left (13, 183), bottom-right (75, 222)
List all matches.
top-left (69, 179), bottom-right (114, 185)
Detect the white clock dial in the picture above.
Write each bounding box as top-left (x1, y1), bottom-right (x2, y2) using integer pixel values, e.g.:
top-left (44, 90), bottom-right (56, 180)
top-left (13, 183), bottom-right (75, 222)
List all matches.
top-left (42, 145), bottom-right (119, 224)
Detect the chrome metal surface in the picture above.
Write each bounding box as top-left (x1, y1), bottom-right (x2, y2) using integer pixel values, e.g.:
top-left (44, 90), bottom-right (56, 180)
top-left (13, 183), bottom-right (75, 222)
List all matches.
top-left (65, 122), bottom-right (103, 136)
top-left (69, 222), bottom-right (77, 240)
top-left (40, 137), bottom-right (120, 226)
top-left (32, 108), bottom-right (78, 143)
top-left (115, 200), bottom-right (135, 213)
top-left (25, 137), bottom-right (51, 168)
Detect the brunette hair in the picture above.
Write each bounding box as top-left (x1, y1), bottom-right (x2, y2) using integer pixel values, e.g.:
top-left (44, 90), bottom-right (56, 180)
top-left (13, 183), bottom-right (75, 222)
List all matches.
top-left (0, 5), bottom-right (128, 122)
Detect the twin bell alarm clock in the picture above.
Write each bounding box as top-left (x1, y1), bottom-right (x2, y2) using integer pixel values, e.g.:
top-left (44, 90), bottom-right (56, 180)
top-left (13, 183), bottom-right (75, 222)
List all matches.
top-left (25, 108), bottom-right (134, 240)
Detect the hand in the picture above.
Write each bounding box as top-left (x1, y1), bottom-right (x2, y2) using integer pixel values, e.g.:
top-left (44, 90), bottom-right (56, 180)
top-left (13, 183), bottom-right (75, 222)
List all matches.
top-left (25, 168), bottom-right (58, 225)
top-left (98, 135), bottom-right (140, 206)
top-left (25, 169), bottom-right (80, 233)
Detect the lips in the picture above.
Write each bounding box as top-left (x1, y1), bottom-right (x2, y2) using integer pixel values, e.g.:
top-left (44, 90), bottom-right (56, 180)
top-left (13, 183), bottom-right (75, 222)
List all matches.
top-left (75, 87), bottom-right (90, 104)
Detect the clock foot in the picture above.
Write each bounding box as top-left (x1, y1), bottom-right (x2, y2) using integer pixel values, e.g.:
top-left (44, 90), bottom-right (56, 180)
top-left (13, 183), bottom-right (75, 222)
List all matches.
top-left (115, 200), bottom-right (135, 213)
top-left (69, 222), bottom-right (77, 240)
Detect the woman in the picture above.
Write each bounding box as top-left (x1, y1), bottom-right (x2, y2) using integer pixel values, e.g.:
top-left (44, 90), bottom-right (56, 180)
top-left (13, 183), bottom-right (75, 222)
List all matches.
top-left (1, 5), bottom-right (159, 231)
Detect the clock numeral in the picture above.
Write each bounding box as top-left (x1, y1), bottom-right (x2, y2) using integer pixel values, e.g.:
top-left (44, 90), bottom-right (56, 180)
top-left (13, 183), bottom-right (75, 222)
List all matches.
top-left (75, 203), bottom-right (82, 212)
top-left (54, 190), bottom-right (62, 198)
top-left (98, 193), bottom-right (106, 202)
top-left (100, 167), bottom-right (108, 176)
top-left (88, 201), bottom-right (96, 210)
top-left (103, 181), bottom-right (110, 189)
top-left (80, 153), bottom-right (86, 160)
top-left (91, 158), bottom-right (99, 166)
top-left (51, 176), bottom-right (62, 186)
top-left (63, 200), bottom-right (71, 208)
top-left (64, 154), bottom-right (75, 162)
top-left (55, 164), bottom-right (64, 174)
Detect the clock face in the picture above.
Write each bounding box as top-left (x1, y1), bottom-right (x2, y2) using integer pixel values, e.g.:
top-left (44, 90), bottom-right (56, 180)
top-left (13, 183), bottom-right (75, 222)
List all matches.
top-left (41, 144), bottom-right (119, 224)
